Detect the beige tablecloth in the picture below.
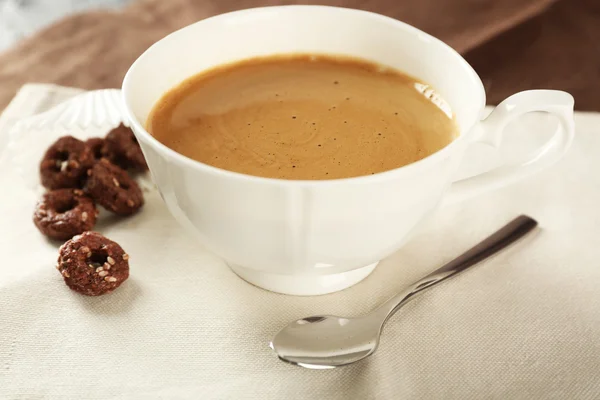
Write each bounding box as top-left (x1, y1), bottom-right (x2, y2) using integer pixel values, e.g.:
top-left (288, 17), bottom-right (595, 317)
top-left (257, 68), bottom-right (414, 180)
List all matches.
top-left (0, 85), bottom-right (599, 399)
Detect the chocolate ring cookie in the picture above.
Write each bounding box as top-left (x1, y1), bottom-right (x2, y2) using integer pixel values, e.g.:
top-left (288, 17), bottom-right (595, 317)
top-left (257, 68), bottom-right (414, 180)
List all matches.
top-left (84, 159), bottom-right (144, 215)
top-left (33, 189), bottom-right (98, 240)
top-left (40, 136), bottom-right (95, 189)
top-left (85, 137), bottom-right (110, 162)
top-left (57, 231), bottom-right (129, 296)
top-left (105, 124), bottom-right (148, 171)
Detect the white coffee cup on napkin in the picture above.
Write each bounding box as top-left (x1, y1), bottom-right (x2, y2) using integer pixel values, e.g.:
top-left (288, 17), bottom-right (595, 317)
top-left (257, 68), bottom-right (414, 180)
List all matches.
top-left (119, 6), bottom-right (575, 295)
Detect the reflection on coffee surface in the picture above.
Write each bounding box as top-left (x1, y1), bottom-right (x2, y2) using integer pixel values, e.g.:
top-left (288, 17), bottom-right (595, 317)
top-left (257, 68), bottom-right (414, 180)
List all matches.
top-left (148, 54), bottom-right (459, 180)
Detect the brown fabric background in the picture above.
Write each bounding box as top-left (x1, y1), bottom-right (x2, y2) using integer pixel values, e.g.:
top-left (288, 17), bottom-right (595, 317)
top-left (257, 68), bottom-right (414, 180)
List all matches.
top-left (0, 0), bottom-right (598, 111)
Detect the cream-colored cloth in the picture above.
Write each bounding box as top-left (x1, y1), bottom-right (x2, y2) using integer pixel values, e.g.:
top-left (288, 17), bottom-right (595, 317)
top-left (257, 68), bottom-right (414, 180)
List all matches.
top-left (0, 84), bottom-right (599, 399)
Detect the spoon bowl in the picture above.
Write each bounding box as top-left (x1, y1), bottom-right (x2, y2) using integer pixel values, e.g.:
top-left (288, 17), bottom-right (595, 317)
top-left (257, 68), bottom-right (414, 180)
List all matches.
top-left (271, 315), bottom-right (381, 368)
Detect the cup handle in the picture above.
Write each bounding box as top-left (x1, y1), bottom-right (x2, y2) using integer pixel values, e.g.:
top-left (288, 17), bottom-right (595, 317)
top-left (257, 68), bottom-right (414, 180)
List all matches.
top-left (444, 90), bottom-right (575, 203)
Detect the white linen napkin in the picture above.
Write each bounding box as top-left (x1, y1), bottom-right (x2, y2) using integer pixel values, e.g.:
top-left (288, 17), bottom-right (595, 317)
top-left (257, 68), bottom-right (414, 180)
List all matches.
top-left (0, 84), bottom-right (599, 399)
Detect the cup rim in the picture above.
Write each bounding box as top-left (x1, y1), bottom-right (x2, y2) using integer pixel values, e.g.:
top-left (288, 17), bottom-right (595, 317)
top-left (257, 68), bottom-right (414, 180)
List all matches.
top-left (122, 5), bottom-right (486, 187)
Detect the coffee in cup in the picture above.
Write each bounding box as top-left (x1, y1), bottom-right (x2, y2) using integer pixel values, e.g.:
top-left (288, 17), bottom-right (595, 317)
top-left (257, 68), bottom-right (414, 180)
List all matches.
top-left (147, 54), bottom-right (459, 180)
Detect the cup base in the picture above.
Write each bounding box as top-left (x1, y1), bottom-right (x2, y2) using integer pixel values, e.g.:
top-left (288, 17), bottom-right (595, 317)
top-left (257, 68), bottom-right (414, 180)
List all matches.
top-left (228, 262), bottom-right (378, 296)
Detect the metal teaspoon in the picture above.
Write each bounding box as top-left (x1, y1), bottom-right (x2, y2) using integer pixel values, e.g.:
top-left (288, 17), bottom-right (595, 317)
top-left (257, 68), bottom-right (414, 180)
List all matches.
top-left (270, 215), bottom-right (538, 369)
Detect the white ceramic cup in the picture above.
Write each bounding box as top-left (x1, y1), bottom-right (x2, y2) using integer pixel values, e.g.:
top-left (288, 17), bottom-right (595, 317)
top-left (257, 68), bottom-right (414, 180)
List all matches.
top-left (122, 6), bottom-right (575, 295)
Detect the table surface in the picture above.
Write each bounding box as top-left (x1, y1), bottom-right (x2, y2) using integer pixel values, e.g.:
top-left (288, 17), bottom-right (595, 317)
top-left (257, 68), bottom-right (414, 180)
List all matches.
top-left (1, 0), bottom-right (600, 113)
top-left (0, 0), bottom-right (131, 51)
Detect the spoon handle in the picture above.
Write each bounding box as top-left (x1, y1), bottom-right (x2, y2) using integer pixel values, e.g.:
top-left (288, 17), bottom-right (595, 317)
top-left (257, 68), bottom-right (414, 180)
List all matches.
top-left (375, 215), bottom-right (538, 324)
